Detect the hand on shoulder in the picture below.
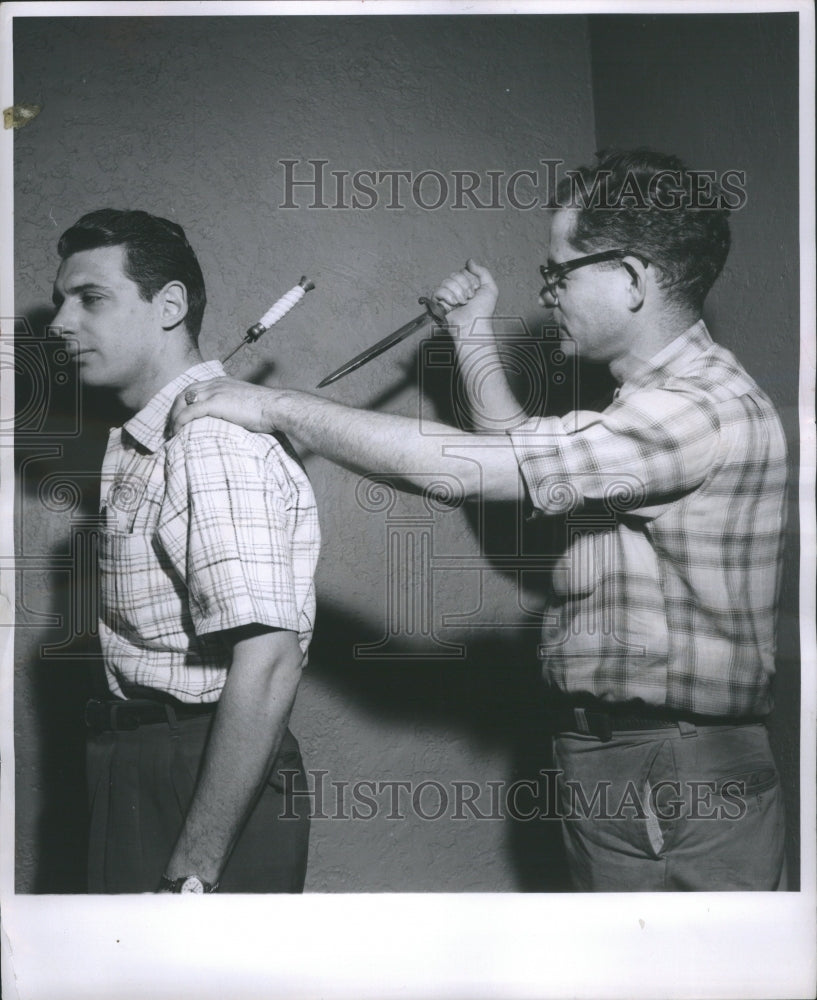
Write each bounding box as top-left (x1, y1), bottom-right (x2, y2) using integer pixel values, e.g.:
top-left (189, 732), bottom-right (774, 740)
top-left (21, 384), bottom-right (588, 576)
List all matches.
top-left (170, 377), bottom-right (278, 435)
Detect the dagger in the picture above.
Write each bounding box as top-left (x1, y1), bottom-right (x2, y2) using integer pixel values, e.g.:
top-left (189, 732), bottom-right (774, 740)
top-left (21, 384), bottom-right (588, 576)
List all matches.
top-left (316, 295), bottom-right (450, 388)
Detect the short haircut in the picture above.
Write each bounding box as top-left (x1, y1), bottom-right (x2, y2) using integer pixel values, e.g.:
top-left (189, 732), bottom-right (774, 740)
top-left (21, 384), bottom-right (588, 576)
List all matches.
top-left (57, 209), bottom-right (206, 339)
top-left (556, 149), bottom-right (731, 312)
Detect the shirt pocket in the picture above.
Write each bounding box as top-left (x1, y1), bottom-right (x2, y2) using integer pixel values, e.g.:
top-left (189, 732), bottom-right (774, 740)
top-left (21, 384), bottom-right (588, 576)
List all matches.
top-left (102, 473), bottom-right (150, 534)
top-left (98, 529), bottom-right (187, 644)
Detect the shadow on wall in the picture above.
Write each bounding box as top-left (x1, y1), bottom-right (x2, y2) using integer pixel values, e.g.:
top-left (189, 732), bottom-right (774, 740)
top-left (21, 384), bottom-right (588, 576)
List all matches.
top-left (14, 307), bottom-right (121, 892)
top-left (306, 601), bottom-right (571, 893)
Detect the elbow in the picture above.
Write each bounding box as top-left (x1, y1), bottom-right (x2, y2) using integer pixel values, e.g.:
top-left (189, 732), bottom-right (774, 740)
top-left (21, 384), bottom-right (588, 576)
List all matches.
top-left (230, 626), bottom-right (305, 699)
top-left (423, 463), bottom-right (482, 505)
top-left (254, 652), bottom-right (303, 722)
top-left (266, 644), bottom-right (305, 692)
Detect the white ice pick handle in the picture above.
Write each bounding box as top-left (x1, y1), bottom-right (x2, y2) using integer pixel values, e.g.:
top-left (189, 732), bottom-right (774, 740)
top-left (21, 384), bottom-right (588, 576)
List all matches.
top-left (223, 277), bottom-right (315, 362)
top-left (258, 282), bottom-right (308, 330)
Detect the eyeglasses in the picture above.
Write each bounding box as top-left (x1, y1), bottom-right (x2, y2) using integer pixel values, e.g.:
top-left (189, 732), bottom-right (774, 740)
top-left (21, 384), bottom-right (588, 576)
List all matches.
top-left (539, 249), bottom-right (650, 304)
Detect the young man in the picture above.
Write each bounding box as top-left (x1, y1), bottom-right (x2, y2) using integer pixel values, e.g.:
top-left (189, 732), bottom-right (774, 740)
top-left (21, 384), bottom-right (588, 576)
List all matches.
top-left (172, 150), bottom-right (789, 891)
top-left (52, 209), bottom-right (320, 893)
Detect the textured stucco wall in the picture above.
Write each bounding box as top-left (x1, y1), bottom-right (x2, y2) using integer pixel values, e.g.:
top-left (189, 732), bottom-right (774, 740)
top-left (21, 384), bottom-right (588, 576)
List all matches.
top-left (589, 13), bottom-right (802, 884)
top-left (16, 12), bottom-right (799, 898)
top-left (13, 14), bottom-right (596, 892)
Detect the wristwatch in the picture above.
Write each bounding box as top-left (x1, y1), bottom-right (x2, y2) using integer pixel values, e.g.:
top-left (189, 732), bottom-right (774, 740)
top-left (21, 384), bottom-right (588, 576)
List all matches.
top-left (158, 874), bottom-right (218, 894)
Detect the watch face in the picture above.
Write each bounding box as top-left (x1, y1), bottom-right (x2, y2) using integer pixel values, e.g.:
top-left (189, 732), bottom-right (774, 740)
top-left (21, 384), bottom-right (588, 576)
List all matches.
top-left (180, 876), bottom-right (205, 894)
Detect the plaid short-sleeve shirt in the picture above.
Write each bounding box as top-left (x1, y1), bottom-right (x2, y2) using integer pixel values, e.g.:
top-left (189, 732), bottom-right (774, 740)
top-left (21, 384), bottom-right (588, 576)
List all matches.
top-left (508, 322), bottom-right (788, 717)
top-left (97, 360), bottom-right (320, 704)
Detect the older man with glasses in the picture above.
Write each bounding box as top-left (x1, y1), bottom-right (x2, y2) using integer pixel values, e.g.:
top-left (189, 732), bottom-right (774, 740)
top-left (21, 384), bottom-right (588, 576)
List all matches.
top-left (172, 149), bottom-right (788, 892)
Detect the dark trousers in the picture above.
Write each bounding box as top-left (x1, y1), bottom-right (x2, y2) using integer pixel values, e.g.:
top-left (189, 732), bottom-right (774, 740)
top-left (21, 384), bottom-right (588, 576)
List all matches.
top-left (86, 712), bottom-right (310, 893)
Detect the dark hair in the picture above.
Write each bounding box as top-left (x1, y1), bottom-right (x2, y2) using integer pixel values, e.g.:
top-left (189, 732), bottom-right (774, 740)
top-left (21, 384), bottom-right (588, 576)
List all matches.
top-left (555, 149), bottom-right (731, 312)
top-left (57, 209), bottom-right (206, 339)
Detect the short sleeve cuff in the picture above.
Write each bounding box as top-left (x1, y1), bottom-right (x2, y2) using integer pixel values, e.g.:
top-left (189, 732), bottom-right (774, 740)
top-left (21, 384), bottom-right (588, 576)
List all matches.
top-left (506, 415), bottom-right (574, 517)
top-left (193, 597), bottom-right (299, 639)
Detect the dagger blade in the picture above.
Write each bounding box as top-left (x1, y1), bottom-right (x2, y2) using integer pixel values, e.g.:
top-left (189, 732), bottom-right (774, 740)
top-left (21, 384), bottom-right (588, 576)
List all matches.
top-left (316, 296), bottom-right (449, 389)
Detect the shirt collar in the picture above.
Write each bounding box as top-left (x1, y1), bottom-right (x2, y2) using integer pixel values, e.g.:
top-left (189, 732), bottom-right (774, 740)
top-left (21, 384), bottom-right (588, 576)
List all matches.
top-left (618, 320), bottom-right (713, 397)
top-left (122, 359), bottom-right (225, 453)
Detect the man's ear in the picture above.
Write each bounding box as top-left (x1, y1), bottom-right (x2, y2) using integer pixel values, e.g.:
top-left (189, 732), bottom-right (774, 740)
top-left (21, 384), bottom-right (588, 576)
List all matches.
top-left (621, 256), bottom-right (648, 311)
top-left (158, 280), bottom-right (189, 330)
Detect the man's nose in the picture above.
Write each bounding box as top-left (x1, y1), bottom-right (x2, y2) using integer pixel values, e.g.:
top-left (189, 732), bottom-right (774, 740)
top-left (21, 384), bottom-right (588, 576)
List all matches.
top-left (51, 302), bottom-right (73, 336)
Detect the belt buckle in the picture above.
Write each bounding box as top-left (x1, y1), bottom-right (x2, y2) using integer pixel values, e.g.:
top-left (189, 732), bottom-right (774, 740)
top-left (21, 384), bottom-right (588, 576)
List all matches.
top-left (84, 698), bottom-right (105, 731)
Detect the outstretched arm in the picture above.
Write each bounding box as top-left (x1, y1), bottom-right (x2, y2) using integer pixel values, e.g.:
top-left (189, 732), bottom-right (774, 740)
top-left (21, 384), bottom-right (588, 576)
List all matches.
top-left (171, 382), bottom-right (526, 503)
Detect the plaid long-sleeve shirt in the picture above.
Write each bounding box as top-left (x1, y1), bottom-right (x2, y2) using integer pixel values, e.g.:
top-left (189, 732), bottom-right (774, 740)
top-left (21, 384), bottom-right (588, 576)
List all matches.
top-left (97, 360), bottom-right (320, 704)
top-left (508, 321), bottom-right (788, 717)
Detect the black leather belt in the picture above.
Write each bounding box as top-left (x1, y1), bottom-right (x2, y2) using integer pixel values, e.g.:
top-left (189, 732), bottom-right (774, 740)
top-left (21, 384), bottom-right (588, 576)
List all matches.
top-left (542, 705), bottom-right (763, 742)
top-left (85, 697), bottom-right (217, 733)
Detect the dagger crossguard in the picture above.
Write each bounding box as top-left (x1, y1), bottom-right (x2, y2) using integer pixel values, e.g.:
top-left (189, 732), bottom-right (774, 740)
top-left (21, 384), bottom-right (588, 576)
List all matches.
top-left (418, 295), bottom-right (450, 326)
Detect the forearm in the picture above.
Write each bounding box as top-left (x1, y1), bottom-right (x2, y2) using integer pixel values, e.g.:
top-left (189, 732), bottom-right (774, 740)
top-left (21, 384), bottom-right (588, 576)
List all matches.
top-left (434, 258), bottom-right (522, 431)
top-left (261, 388), bottom-right (493, 496)
top-left (451, 330), bottom-right (524, 432)
top-left (164, 629), bottom-right (303, 886)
